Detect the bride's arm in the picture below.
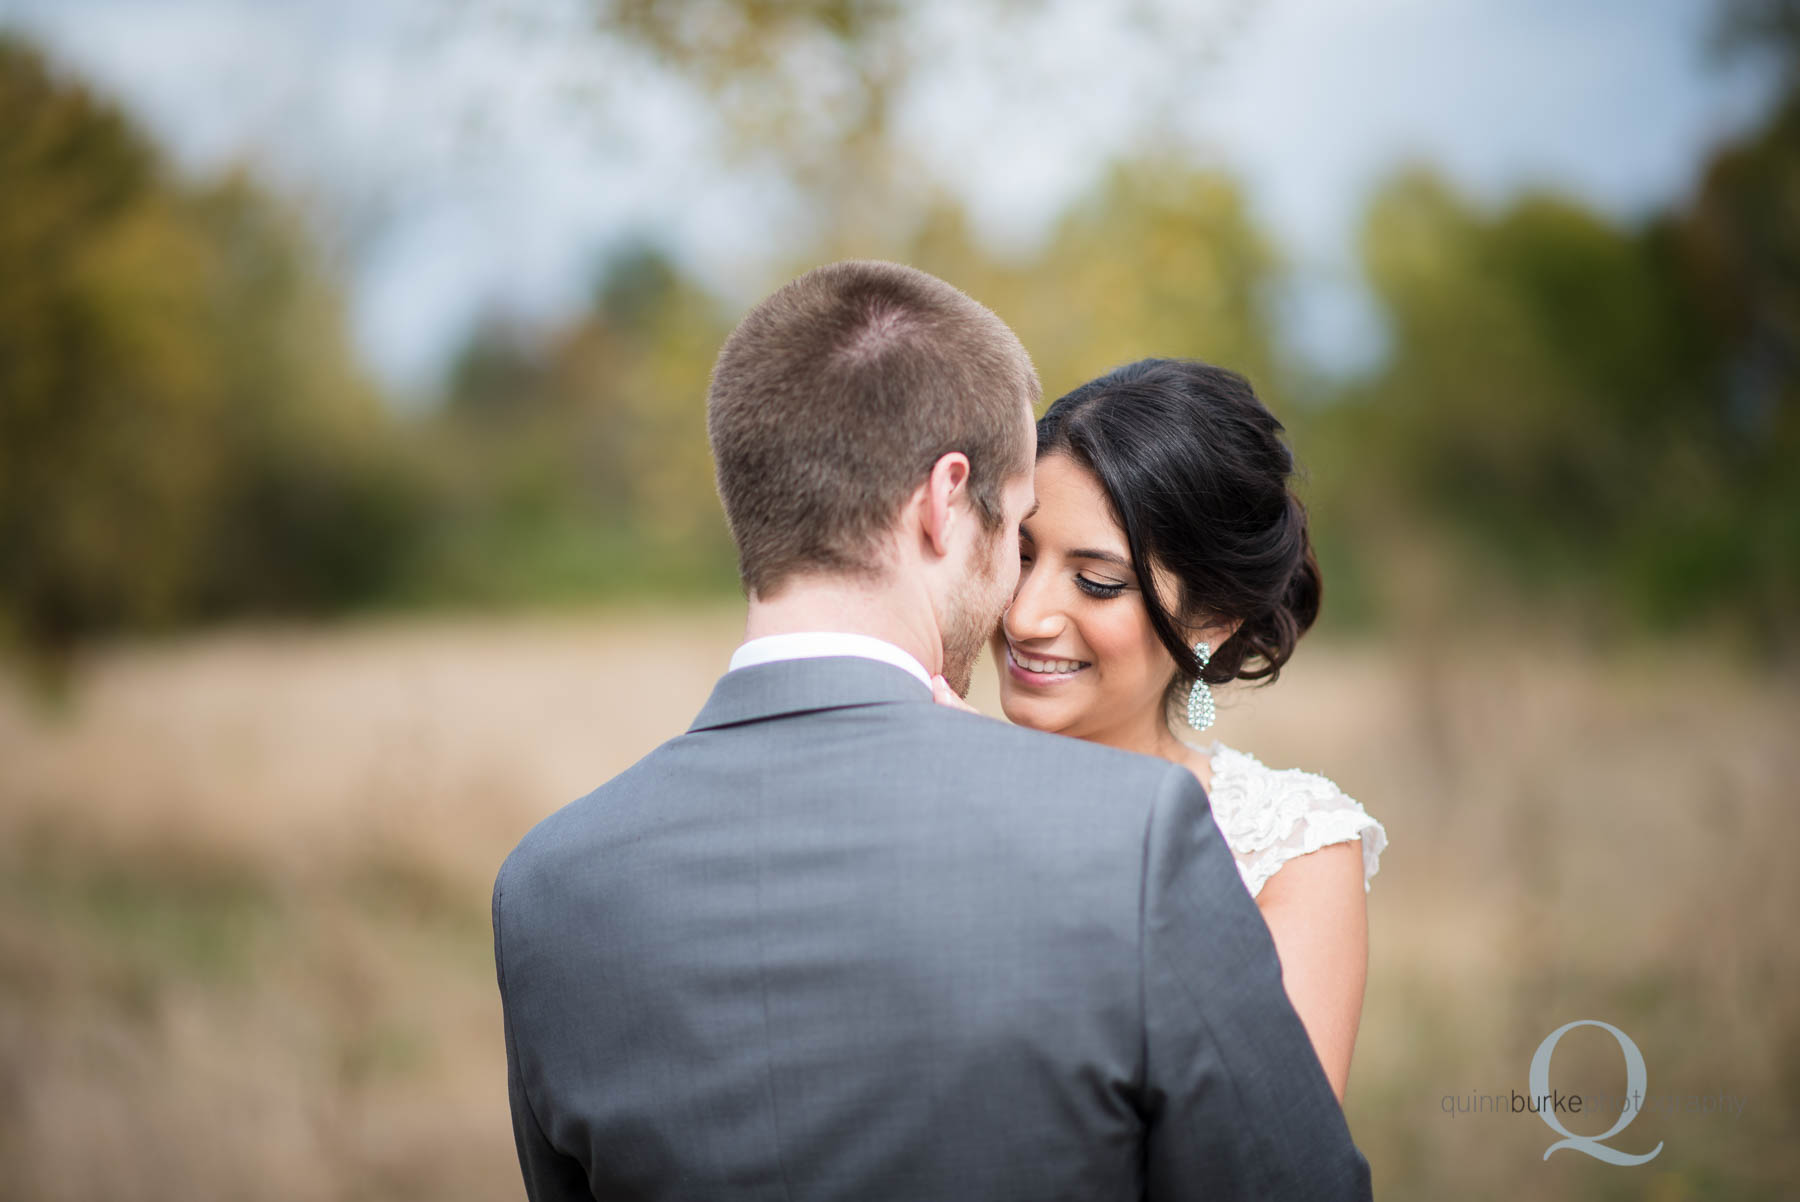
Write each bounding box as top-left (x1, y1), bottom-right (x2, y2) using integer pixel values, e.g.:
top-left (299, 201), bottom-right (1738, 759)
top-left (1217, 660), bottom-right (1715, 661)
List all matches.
top-left (1252, 840), bottom-right (1368, 1102)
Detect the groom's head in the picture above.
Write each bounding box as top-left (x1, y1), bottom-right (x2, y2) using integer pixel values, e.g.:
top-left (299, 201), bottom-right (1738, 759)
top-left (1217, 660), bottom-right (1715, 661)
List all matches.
top-left (708, 260), bottom-right (1040, 692)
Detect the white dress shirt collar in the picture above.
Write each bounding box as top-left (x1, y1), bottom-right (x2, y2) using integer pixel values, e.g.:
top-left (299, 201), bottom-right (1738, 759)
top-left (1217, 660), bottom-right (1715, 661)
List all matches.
top-left (728, 631), bottom-right (933, 690)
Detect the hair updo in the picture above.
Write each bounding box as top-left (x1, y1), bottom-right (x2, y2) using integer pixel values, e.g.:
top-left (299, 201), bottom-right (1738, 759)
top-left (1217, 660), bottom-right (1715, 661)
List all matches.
top-left (1035, 358), bottom-right (1321, 700)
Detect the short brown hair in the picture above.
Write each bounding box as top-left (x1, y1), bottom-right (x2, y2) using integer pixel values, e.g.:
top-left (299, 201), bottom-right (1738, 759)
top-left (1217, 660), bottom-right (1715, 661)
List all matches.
top-left (707, 260), bottom-right (1039, 597)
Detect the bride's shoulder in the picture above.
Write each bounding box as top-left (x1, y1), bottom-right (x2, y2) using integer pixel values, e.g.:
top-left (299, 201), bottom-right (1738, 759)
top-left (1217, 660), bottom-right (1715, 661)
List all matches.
top-left (1204, 739), bottom-right (1389, 895)
top-left (1208, 741), bottom-right (1354, 800)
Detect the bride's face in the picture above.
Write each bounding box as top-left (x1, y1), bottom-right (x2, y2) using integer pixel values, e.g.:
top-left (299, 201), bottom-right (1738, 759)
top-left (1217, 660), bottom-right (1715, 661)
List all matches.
top-left (989, 452), bottom-right (1180, 744)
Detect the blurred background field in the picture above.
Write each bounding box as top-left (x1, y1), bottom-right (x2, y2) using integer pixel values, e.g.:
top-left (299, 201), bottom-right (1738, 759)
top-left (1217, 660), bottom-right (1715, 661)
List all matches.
top-left (4, 617), bottom-right (1797, 1199)
top-left (3, 0), bottom-right (1799, 1197)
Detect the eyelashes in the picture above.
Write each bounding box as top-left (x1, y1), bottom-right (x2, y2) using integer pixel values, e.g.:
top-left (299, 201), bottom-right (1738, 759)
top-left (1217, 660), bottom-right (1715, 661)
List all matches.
top-left (1074, 575), bottom-right (1127, 599)
top-left (1019, 553), bottom-right (1129, 600)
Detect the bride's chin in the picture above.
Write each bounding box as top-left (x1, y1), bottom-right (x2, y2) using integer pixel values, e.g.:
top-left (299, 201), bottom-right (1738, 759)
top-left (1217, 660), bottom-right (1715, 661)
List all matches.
top-left (997, 692), bottom-right (1059, 732)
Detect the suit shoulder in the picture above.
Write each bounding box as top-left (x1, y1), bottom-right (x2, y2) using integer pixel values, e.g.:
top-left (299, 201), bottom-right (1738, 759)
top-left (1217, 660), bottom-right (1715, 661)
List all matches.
top-left (911, 705), bottom-right (1187, 797)
top-left (917, 704), bottom-right (1176, 768)
top-left (494, 739), bottom-right (675, 895)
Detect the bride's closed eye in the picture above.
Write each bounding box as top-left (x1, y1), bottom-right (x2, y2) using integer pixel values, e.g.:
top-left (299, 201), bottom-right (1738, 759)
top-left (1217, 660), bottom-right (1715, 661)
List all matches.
top-left (1018, 546), bottom-right (1127, 600)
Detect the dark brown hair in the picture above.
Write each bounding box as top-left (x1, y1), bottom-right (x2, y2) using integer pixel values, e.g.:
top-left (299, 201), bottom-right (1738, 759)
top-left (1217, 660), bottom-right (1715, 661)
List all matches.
top-left (1037, 358), bottom-right (1322, 698)
top-left (708, 260), bottom-right (1039, 597)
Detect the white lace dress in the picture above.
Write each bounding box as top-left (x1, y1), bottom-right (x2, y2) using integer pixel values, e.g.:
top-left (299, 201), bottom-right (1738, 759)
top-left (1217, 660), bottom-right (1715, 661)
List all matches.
top-left (1198, 738), bottom-right (1388, 899)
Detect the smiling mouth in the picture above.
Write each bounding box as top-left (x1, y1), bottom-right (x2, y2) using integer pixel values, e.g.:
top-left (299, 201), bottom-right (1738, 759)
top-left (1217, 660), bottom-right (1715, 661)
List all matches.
top-left (1005, 642), bottom-right (1092, 679)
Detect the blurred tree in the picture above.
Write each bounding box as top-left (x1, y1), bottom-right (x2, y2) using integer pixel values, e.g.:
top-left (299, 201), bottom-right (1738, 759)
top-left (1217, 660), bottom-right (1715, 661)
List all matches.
top-left (1715, 0), bottom-right (1800, 80)
top-left (0, 35), bottom-right (232, 674)
top-left (183, 174), bottom-right (434, 621)
top-left (896, 161), bottom-right (1281, 404)
top-left (1287, 3), bottom-right (1795, 648)
top-left (0, 36), bottom-right (430, 690)
top-left (594, 0), bottom-right (1256, 249)
top-left (443, 313), bottom-right (551, 432)
top-left (576, 244), bottom-right (737, 553)
top-left (1320, 154), bottom-right (1797, 645)
top-left (13, 6), bottom-right (1787, 658)
top-left (423, 243), bottom-right (737, 603)
top-left (1667, 30), bottom-right (1800, 642)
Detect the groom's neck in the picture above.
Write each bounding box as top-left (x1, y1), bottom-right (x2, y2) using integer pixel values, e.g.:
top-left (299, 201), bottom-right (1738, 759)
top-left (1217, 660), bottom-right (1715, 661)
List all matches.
top-left (743, 574), bottom-right (941, 677)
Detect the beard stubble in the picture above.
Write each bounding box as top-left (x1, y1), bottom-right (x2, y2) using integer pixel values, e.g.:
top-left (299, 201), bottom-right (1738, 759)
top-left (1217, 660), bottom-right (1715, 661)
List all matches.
top-left (939, 525), bottom-right (1008, 698)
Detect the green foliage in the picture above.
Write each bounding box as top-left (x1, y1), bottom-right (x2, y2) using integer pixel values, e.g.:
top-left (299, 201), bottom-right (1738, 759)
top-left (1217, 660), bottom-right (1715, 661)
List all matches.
top-left (0, 36), bottom-right (232, 647)
top-left (1325, 146), bottom-right (1799, 643)
top-left (414, 244), bottom-right (739, 606)
top-left (900, 163), bottom-right (1281, 405)
top-left (410, 173), bottom-right (1283, 609)
top-left (4, 12), bottom-right (1797, 659)
top-left (0, 36), bottom-right (433, 676)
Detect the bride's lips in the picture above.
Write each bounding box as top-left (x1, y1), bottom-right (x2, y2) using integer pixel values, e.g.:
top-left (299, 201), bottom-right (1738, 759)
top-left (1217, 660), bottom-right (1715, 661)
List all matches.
top-left (1003, 642), bottom-right (1091, 687)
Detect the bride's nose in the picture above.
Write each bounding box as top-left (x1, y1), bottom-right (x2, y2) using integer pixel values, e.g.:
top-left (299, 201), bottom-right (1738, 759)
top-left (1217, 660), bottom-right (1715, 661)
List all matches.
top-left (1003, 566), bottom-right (1064, 643)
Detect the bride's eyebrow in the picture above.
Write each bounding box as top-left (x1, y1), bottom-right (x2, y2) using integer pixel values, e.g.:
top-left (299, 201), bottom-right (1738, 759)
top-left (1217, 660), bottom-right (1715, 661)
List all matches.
top-left (1068, 547), bottom-right (1131, 570)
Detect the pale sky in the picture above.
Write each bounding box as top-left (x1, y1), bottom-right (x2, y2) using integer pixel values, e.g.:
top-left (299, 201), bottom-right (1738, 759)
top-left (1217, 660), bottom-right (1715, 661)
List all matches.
top-left (0, 0), bottom-right (1781, 396)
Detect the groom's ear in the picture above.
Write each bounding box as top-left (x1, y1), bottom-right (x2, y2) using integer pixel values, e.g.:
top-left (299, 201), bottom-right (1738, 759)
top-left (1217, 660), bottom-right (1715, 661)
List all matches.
top-left (917, 451), bottom-right (972, 559)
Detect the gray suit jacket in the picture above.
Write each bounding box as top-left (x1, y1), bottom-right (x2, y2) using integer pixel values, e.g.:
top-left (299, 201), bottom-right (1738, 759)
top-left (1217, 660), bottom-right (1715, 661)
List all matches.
top-left (493, 656), bottom-right (1372, 1201)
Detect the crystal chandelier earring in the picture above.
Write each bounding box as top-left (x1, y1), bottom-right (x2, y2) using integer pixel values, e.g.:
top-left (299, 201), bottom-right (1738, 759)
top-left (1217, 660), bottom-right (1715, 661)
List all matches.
top-left (1185, 641), bottom-right (1215, 731)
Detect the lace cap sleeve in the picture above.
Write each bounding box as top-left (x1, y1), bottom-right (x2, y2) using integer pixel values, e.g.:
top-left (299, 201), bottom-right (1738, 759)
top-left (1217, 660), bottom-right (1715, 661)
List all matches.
top-left (1203, 742), bottom-right (1388, 899)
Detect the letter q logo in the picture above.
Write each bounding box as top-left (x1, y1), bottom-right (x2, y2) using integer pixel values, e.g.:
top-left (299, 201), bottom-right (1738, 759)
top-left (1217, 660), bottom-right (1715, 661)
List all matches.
top-left (1531, 1019), bottom-right (1663, 1165)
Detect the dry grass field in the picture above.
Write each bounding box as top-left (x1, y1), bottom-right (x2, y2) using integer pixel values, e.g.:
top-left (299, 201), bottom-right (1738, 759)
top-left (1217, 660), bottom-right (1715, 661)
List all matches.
top-left (2, 608), bottom-right (1796, 1200)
